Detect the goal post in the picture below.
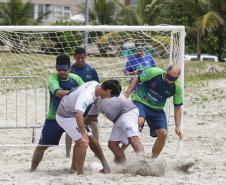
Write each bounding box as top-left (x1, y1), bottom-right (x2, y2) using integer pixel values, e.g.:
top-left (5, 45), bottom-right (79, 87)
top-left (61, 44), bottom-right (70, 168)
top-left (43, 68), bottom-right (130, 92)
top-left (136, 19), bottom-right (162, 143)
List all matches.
top-left (0, 25), bottom-right (185, 145)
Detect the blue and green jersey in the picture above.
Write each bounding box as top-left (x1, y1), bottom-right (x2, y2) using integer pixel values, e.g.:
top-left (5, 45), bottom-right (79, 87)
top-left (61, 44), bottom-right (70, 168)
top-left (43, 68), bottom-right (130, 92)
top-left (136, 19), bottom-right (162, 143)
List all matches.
top-left (47, 73), bottom-right (84, 120)
top-left (132, 67), bottom-right (183, 110)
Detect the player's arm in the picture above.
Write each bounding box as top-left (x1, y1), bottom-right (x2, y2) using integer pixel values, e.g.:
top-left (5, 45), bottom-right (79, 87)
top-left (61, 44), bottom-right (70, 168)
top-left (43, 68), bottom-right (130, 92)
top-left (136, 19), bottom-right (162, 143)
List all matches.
top-left (124, 70), bottom-right (139, 76)
top-left (75, 94), bottom-right (94, 146)
top-left (125, 77), bottom-right (139, 98)
top-left (86, 101), bottom-right (100, 124)
top-left (75, 111), bottom-right (89, 147)
top-left (174, 105), bottom-right (182, 139)
top-left (69, 73), bottom-right (84, 86)
top-left (55, 90), bottom-right (70, 99)
top-left (173, 81), bottom-right (183, 139)
top-left (48, 74), bottom-right (69, 99)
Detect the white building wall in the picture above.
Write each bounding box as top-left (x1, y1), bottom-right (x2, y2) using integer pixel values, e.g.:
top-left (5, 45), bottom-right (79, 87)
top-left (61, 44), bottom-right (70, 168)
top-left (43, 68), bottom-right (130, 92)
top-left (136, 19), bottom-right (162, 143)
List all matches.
top-left (1, 0), bottom-right (96, 24)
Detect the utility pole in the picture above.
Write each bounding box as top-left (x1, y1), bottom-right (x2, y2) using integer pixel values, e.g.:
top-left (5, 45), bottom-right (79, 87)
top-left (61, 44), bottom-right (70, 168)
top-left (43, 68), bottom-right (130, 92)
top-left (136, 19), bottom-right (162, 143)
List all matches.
top-left (84, 0), bottom-right (89, 50)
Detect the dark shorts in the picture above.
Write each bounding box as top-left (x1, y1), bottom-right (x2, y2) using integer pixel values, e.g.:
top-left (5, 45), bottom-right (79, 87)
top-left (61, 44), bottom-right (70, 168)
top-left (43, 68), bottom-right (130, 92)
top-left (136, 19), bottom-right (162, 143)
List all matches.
top-left (38, 119), bottom-right (65, 145)
top-left (134, 101), bottom-right (167, 137)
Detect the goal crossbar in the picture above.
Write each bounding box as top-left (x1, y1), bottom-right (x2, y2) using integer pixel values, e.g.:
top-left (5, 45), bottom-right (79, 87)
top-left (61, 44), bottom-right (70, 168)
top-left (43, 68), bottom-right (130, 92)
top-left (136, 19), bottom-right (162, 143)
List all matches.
top-left (0, 25), bottom-right (185, 32)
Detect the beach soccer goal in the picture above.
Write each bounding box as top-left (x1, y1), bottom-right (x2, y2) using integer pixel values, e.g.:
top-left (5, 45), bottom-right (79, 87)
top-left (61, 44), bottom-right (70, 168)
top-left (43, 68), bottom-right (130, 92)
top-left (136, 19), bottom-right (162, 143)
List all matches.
top-left (0, 25), bottom-right (185, 145)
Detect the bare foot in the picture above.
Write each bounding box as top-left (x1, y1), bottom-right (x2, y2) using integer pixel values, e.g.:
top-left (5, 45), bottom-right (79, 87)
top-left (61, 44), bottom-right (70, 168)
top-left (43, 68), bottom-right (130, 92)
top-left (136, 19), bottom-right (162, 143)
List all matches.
top-left (77, 170), bottom-right (84, 175)
top-left (69, 167), bottom-right (76, 174)
top-left (99, 168), bottom-right (111, 174)
top-left (30, 168), bottom-right (36, 172)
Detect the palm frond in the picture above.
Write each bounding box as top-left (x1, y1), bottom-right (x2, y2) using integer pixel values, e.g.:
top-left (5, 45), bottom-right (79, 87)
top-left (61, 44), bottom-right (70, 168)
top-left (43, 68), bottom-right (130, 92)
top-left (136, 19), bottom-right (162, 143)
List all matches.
top-left (196, 11), bottom-right (225, 35)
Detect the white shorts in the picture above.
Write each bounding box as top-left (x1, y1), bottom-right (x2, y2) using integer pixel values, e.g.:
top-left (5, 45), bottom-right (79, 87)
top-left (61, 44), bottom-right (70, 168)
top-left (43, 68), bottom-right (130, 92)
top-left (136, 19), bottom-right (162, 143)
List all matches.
top-left (56, 114), bottom-right (92, 141)
top-left (109, 108), bottom-right (139, 144)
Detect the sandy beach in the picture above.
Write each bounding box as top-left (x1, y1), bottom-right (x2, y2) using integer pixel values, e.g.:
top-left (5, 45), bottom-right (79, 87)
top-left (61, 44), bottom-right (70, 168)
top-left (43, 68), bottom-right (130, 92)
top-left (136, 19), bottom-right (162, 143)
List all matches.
top-left (0, 79), bottom-right (226, 185)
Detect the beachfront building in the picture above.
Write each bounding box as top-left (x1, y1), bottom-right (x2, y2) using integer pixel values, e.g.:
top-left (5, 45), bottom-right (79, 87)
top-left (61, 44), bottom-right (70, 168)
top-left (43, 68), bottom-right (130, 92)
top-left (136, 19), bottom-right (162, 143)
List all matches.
top-left (0, 0), bottom-right (96, 24)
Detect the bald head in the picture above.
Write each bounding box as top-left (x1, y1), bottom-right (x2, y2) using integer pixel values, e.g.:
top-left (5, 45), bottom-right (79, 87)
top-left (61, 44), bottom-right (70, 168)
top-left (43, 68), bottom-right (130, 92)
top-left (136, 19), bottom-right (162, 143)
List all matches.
top-left (166, 65), bottom-right (181, 77)
top-left (165, 65), bottom-right (180, 84)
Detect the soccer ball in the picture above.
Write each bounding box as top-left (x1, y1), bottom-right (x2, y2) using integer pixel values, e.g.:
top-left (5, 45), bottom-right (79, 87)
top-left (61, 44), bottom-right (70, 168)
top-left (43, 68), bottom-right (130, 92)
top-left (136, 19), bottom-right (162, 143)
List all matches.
top-left (87, 162), bottom-right (103, 172)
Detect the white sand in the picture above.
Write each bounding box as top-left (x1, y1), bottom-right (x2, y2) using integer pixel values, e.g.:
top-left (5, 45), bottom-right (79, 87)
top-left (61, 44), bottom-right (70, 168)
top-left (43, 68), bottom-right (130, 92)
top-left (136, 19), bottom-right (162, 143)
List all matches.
top-left (0, 79), bottom-right (226, 185)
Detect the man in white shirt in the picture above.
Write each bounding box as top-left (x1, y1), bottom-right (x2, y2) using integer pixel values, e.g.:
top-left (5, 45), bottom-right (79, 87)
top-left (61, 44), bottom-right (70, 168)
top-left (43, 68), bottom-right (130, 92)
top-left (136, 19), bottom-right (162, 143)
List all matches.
top-left (56, 80), bottom-right (121, 175)
top-left (87, 95), bottom-right (144, 164)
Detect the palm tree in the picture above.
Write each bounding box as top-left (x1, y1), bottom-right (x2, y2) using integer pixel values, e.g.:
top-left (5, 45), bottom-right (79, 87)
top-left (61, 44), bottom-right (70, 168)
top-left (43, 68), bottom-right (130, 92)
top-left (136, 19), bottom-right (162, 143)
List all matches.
top-left (209, 0), bottom-right (226, 62)
top-left (115, 0), bottom-right (163, 25)
top-left (89, 0), bottom-right (116, 25)
top-left (176, 0), bottom-right (224, 60)
top-left (0, 0), bottom-right (46, 25)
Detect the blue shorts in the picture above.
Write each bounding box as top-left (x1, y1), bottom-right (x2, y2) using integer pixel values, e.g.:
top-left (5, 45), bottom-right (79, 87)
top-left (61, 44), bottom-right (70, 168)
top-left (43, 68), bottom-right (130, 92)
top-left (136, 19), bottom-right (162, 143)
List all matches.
top-left (38, 119), bottom-right (65, 145)
top-left (134, 101), bottom-right (167, 137)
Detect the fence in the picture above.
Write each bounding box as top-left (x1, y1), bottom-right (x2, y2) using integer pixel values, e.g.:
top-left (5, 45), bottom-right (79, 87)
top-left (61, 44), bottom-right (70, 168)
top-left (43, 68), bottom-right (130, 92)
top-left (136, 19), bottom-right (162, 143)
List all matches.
top-left (0, 76), bottom-right (48, 143)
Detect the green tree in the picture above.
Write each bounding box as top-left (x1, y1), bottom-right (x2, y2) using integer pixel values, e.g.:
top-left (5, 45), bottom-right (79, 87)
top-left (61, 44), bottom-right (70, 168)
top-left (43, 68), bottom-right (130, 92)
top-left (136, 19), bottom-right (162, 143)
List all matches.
top-left (89, 0), bottom-right (116, 25)
top-left (176, 0), bottom-right (224, 60)
top-left (115, 0), bottom-right (164, 25)
top-left (0, 0), bottom-right (47, 25)
top-left (209, 0), bottom-right (226, 61)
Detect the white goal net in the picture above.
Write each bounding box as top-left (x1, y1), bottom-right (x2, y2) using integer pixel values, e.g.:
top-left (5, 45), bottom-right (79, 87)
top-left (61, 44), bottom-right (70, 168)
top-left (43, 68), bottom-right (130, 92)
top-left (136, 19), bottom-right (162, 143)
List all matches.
top-left (0, 25), bottom-right (185, 144)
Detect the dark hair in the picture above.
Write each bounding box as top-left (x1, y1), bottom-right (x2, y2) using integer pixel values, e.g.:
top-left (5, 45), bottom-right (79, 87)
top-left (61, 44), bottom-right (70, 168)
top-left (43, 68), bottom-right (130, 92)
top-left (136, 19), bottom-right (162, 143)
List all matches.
top-left (101, 80), bottom-right (121, 97)
top-left (56, 53), bottom-right (70, 67)
top-left (74, 47), bottom-right (86, 56)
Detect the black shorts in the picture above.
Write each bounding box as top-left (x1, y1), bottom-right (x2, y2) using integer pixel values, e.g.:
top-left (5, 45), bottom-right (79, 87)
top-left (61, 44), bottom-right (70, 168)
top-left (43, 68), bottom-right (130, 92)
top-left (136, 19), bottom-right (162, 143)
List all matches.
top-left (38, 119), bottom-right (65, 145)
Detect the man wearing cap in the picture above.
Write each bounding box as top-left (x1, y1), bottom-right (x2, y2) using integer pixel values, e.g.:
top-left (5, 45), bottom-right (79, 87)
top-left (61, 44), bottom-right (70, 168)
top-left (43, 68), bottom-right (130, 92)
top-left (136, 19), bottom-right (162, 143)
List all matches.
top-left (125, 65), bottom-right (183, 158)
top-left (30, 53), bottom-right (84, 171)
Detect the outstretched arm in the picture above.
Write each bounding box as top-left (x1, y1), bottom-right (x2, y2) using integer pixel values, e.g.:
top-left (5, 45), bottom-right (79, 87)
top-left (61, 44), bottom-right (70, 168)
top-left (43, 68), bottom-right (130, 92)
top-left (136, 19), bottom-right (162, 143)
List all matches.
top-left (125, 77), bottom-right (139, 98)
top-left (174, 105), bottom-right (182, 139)
top-left (89, 136), bottom-right (111, 173)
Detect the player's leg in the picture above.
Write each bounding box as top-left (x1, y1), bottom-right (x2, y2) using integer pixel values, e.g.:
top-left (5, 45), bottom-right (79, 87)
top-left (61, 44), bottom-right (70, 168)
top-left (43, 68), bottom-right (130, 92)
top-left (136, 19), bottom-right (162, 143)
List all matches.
top-left (69, 143), bottom-right (77, 173)
top-left (108, 123), bottom-right (127, 164)
top-left (56, 115), bottom-right (88, 175)
top-left (133, 101), bottom-right (146, 132)
top-left (152, 128), bottom-right (168, 158)
top-left (138, 117), bottom-right (145, 132)
top-left (128, 136), bottom-right (144, 153)
top-left (145, 109), bottom-right (168, 158)
top-left (121, 143), bottom-right (129, 151)
top-left (108, 140), bottom-right (126, 164)
top-left (74, 139), bottom-right (88, 175)
top-left (89, 120), bottom-right (99, 141)
top-left (31, 119), bottom-right (64, 171)
top-left (65, 115), bottom-right (98, 158)
top-left (65, 134), bottom-right (72, 158)
top-left (31, 146), bottom-right (48, 171)
top-left (122, 108), bottom-right (144, 153)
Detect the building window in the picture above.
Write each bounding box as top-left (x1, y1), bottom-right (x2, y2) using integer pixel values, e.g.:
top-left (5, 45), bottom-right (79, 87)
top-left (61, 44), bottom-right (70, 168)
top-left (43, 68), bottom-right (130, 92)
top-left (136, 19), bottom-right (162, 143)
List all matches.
top-left (63, 6), bottom-right (71, 18)
top-left (34, 4), bottom-right (71, 21)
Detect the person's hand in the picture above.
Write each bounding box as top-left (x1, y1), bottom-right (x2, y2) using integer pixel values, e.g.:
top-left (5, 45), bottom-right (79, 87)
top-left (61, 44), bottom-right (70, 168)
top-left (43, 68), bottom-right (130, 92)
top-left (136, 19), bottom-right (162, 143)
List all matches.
top-left (80, 134), bottom-right (89, 147)
top-left (135, 70), bottom-right (142, 75)
top-left (175, 127), bottom-right (183, 140)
